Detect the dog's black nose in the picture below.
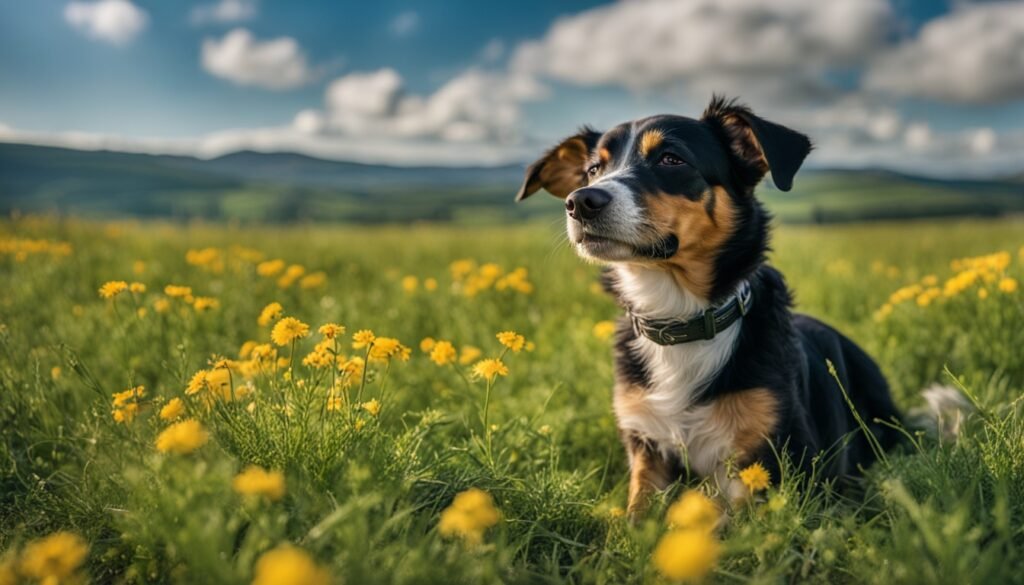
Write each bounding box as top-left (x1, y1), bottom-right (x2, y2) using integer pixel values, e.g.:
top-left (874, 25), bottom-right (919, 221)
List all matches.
top-left (566, 188), bottom-right (611, 221)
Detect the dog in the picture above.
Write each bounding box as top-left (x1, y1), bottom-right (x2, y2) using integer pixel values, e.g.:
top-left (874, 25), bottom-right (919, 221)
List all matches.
top-left (515, 96), bottom-right (908, 516)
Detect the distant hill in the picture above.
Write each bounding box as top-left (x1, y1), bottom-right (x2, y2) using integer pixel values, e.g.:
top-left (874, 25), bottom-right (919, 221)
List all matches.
top-left (2, 142), bottom-right (1022, 224)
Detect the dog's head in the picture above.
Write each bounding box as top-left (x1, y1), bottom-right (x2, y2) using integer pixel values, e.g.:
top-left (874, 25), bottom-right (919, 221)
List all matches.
top-left (516, 96), bottom-right (811, 301)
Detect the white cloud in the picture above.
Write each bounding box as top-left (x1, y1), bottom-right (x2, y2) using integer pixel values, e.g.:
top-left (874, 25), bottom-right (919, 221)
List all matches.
top-left (865, 2), bottom-right (1024, 104)
top-left (389, 10), bottom-right (419, 37)
top-left (511, 0), bottom-right (891, 99)
top-left (201, 28), bottom-right (314, 90)
top-left (904, 123), bottom-right (932, 151)
top-left (64, 0), bottom-right (147, 46)
top-left (191, 0), bottom-right (257, 25)
top-left (306, 67), bottom-right (547, 144)
top-left (968, 127), bottom-right (997, 155)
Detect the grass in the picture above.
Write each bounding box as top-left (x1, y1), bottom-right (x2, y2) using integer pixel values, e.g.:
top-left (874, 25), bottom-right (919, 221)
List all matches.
top-left (0, 215), bottom-right (1023, 584)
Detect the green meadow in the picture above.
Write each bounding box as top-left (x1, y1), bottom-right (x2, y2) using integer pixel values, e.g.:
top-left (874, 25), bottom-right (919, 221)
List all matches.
top-left (1, 215), bottom-right (1023, 584)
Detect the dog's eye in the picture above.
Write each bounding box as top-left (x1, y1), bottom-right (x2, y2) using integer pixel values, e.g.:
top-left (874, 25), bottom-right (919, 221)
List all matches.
top-left (586, 164), bottom-right (601, 178)
top-left (659, 153), bottom-right (686, 166)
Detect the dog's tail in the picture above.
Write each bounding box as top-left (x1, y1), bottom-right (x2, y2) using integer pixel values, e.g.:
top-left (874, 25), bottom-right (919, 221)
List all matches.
top-left (907, 384), bottom-right (976, 441)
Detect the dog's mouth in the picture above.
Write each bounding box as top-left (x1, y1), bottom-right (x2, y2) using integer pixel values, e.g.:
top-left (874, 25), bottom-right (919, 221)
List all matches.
top-left (574, 232), bottom-right (679, 262)
top-left (572, 233), bottom-right (631, 261)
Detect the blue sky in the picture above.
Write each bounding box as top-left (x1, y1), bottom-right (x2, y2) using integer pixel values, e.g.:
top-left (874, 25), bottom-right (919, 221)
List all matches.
top-left (2, 0), bottom-right (1024, 175)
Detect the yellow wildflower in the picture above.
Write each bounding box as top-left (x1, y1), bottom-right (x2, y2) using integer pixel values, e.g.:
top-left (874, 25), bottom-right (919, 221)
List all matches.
top-left (472, 359), bottom-right (509, 382)
top-left (257, 259), bottom-right (286, 277)
top-left (420, 337), bottom-right (436, 352)
top-left (450, 259), bottom-right (475, 280)
top-left (352, 329), bottom-right (376, 349)
top-left (999, 277), bottom-right (1018, 293)
top-left (424, 277), bottom-right (438, 291)
top-left (51, 366), bottom-right (62, 380)
top-left (593, 320), bottom-right (616, 340)
top-left (164, 284), bottom-right (192, 298)
top-left (302, 341), bottom-right (334, 369)
top-left (479, 263), bottom-right (502, 280)
top-left (339, 357), bottom-right (365, 381)
top-left (362, 399), bottom-right (381, 417)
top-left (978, 288), bottom-right (989, 300)
top-left (251, 545), bottom-right (331, 585)
top-left (258, 302), bottom-right (284, 327)
top-left (186, 247), bottom-right (223, 271)
top-left (233, 466), bottom-right (286, 501)
top-left (916, 287), bottom-right (941, 307)
top-left (203, 368), bottom-right (234, 401)
top-left (99, 280), bottom-right (128, 299)
top-left (251, 344), bottom-right (277, 364)
top-left (155, 419), bottom-right (209, 454)
top-left (438, 488), bottom-right (501, 545)
top-left (369, 337), bottom-right (409, 361)
top-left (193, 296), bottom-right (220, 312)
top-left (154, 298), bottom-right (171, 313)
top-left (739, 462), bottom-right (771, 492)
top-left (186, 370), bottom-right (210, 395)
top-left (129, 281), bottom-right (146, 293)
top-left (299, 271), bottom-right (326, 289)
top-left (666, 490), bottom-right (720, 532)
top-left (277, 264), bottom-right (306, 288)
top-left (653, 528), bottom-right (720, 582)
top-left (239, 340), bottom-right (259, 359)
top-left (160, 397), bottom-right (185, 421)
top-left (402, 275), bottom-right (418, 293)
top-left (496, 331), bottom-right (526, 353)
top-left (112, 386), bottom-right (145, 423)
top-left (459, 345), bottom-right (482, 366)
top-left (19, 531), bottom-right (88, 584)
top-left (318, 323), bottom-right (345, 339)
top-left (113, 403), bottom-right (139, 423)
top-left (112, 385), bottom-right (145, 406)
top-left (271, 317), bottom-right (310, 346)
top-left (430, 341), bottom-right (457, 366)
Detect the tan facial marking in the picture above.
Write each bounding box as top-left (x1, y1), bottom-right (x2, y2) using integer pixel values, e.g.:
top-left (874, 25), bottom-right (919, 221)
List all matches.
top-left (645, 185), bottom-right (736, 299)
top-left (599, 147), bottom-right (611, 163)
top-left (709, 388), bottom-right (778, 463)
top-left (639, 129), bottom-right (664, 157)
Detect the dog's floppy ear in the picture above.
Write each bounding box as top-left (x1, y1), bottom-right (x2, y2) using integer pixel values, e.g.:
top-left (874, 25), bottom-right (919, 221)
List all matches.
top-left (515, 127), bottom-right (602, 202)
top-left (702, 95), bottom-right (812, 192)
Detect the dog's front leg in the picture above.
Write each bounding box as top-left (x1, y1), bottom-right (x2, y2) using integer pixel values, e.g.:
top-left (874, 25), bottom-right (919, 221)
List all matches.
top-left (626, 438), bottom-right (673, 520)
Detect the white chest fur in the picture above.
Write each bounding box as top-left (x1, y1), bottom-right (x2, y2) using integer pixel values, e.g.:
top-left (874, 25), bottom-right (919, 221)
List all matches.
top-left (611, 265), bottom-right (742, 476)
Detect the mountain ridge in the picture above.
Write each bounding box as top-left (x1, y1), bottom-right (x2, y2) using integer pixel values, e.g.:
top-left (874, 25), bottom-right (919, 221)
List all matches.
top-left (2, 142), bottom-right (1022, 224)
